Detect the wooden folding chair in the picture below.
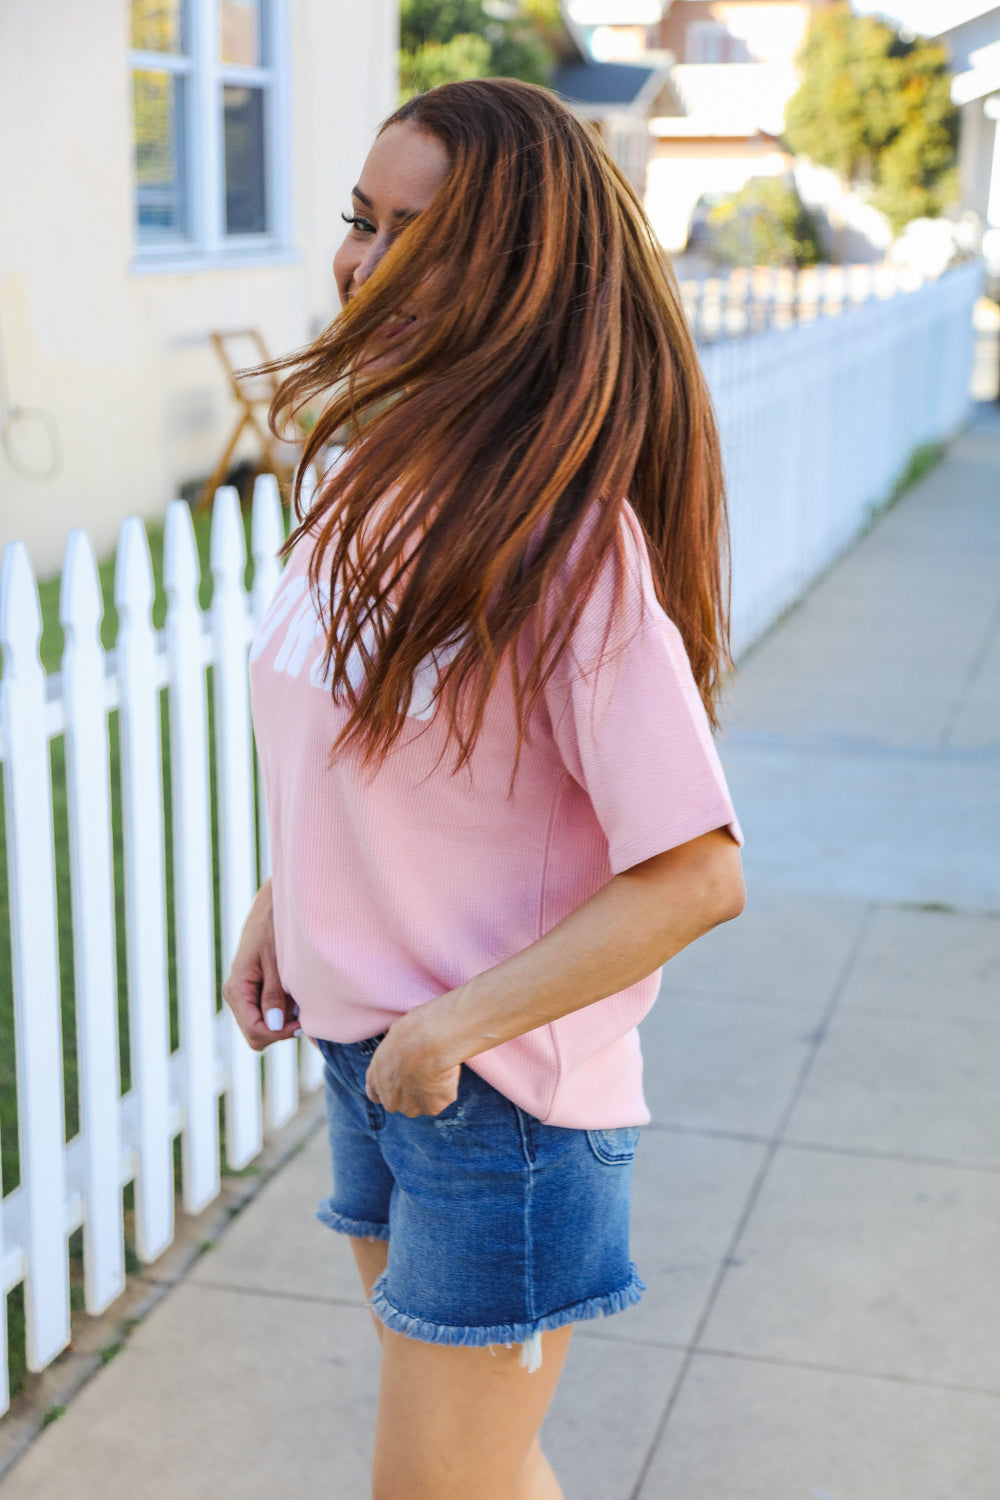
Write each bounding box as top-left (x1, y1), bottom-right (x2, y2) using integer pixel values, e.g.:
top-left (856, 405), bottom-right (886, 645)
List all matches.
top-left (198, 330), bottom-right (302, 509)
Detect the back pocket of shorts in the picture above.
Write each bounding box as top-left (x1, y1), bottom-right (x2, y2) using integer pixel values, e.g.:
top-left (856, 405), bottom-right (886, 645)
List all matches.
top-left (586, 1126), bottom-right (640, 1165)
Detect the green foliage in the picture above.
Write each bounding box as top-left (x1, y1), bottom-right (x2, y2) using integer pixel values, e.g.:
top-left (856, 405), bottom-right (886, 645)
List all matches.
top-left (708, 178), bottom-right (822, 268)
top-left (784, 2), bottom-right (958, 235)
top-left (486, 29), bottom-right (553, 87)
top-left (400, 32), bottom-right (492, 94)
top-left (400, 0), bottom-right (486, 50)
top-left (398, 0), bottom-right (561, 99)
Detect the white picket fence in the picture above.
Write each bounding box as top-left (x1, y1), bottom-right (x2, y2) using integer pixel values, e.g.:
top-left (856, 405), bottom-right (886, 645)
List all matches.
top-left (0, 475), bottom-right (326, 1413)
top-left (704, 259), bottom-right (982, 653)
top-left (681, 259), bottom-right (937, 344)
top-left (0, 259), bottom-right (982, 1414)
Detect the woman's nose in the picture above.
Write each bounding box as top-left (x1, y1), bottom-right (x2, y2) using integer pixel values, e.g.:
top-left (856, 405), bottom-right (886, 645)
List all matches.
top-left (353, 240), bottom-right (386, 290)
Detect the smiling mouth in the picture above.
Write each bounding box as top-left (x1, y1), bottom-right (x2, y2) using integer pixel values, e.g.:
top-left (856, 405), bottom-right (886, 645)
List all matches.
top-left (382, 314), bottom-right (417, 339)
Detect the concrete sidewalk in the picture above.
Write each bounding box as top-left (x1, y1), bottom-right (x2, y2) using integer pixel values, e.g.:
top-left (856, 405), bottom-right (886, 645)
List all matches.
top-left (3, 409), bottom-right (999, 1499)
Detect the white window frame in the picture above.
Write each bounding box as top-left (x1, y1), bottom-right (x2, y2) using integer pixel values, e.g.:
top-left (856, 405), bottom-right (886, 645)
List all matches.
top-left (130, 0), bottom-right (295, 273)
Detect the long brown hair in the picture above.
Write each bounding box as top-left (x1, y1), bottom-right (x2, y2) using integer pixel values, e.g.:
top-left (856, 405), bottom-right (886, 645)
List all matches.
top-left (267, 78), bottom-right (729, 767)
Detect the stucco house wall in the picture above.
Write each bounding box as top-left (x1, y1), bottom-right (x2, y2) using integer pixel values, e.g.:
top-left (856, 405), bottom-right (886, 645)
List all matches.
top-left (0, 0), bottom-right (398, 576)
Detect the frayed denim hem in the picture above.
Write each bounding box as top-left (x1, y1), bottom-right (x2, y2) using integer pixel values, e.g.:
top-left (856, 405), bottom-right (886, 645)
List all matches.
top-left (367, 1262), bottom-right (646, 1371)
top-left (315, 1198), bottom-right (390, 1241)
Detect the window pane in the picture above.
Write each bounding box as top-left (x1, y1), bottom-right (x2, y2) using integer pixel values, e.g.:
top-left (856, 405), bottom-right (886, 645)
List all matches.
top-left (134, 70), bottom-right (188, 238)
top-left (220, 0), bottom-right (263, 66)
top-left (131, 0), bottom-right (185, 54)
top-left (223, 85), bottom-right (267, 235)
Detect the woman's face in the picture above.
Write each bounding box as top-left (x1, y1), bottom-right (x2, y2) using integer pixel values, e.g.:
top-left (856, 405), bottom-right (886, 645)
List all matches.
top-left (333, 121), bottom-right (451, 366)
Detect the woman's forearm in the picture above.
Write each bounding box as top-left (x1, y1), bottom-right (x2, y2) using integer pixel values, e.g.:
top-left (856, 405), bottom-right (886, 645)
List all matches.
top-left (412, 826), bottom-right (744, 1070)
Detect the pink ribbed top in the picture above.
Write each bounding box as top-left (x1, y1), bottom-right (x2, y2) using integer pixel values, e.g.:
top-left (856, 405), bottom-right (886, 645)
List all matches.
top-left (248, 506), bottom-right (741, 1127)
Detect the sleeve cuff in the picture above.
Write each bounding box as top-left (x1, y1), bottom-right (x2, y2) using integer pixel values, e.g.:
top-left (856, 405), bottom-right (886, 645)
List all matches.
top-left (609, 809), bottom-right (744, 875)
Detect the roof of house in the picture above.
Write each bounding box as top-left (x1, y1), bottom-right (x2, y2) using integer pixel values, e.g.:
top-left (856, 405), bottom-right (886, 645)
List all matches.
top-left (552, 58), bottom-right (659, 106)
top-left (552, 58), bottom-right (664, 109)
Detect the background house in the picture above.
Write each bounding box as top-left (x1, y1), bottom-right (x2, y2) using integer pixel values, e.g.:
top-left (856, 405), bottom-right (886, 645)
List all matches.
top-left (0, 0), bottom-right (398, 576)
top-left (932, 2), bottom-right (1000, 271)
top-left (645, 0), bottom-right (835, 251)
top-left (554, 4), bottom-right (679, 192)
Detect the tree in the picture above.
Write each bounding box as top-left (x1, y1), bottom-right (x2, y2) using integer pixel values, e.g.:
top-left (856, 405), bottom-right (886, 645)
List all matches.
top-left (400, 32), bottom-right (493, 96)
top-left (784, 2), bottom-right (958, 236)
top-left (708, 178), bottom-right (822, 268)
top-left (399, 0), bottom-right (562, 98)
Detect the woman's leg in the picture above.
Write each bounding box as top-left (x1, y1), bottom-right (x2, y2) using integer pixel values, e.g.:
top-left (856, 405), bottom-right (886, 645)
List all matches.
top-left (349, 1236), bottom-right (566, 1500)
top-left (372, 1325), bottom-right (571, 1500)
top-left (351, 1235), bottom-right (390, 1343)
top-left (513, 1437), bottom-right (564, 1500)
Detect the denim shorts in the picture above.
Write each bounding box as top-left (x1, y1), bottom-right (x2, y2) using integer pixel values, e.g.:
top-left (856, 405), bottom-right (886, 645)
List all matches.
top-left (315, 1035), bottom-right (644, 1361)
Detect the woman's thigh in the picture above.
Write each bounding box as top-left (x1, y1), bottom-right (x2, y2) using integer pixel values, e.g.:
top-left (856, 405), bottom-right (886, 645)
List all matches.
top-left (351, 1234), bottom-right (567, 1498)
top-left (371, 1324), bottom-right (572, 1500)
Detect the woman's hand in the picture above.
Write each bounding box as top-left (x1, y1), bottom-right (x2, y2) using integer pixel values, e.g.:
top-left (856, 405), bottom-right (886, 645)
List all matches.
top-left (222, 879), bottom-right (301, 1052)
top-left (364, 1007), bottom-right (462, 1117)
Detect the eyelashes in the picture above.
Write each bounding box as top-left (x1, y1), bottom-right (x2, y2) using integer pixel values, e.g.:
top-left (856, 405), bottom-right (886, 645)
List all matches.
top-left (341, 211), bottom-right (375, 234)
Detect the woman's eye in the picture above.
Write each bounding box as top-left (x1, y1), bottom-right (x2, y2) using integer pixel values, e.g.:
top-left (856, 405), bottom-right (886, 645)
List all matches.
top-left (341, 211), bottom-right (375, 235)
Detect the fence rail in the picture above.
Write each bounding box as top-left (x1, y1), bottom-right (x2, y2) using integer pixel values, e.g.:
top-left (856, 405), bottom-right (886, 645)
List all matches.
top-left (0, 259), bottom-right (982, 1414)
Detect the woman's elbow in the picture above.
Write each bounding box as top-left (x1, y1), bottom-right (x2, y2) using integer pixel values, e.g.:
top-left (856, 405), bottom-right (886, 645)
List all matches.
top-left (636, 828), bottom-right (746, 937)
top-left (700, 836), bottom-right (746, 929)
top-left (712, 860), bottom-right (746, 926)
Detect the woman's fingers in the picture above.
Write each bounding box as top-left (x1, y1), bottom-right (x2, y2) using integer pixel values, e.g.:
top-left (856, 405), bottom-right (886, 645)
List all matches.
top-left (222, 967), bottom-right (268, 1051)
top-left (222, 880), bottom-right (300, 1052)
top-left (222, 963), bottom-right (297, 1051)
top-left (363, 1008), bottom-right (463, 1116)
top-left (365, 1041), bottom-right (460, 1117)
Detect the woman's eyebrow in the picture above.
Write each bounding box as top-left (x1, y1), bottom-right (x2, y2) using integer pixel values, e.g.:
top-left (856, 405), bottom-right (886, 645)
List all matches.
top-left (351, 184), bottom-right (420, 224)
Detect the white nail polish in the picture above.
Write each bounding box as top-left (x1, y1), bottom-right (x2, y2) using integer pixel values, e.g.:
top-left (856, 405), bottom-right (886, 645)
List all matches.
top-left (265, 1007), bottom-right (284, 1032)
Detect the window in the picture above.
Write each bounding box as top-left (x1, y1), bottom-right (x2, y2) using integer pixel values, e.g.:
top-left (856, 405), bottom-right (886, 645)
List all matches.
top-left (685, 20), bottom-right (752, 65)
top-left (130, 0), bottom-right (291, 263)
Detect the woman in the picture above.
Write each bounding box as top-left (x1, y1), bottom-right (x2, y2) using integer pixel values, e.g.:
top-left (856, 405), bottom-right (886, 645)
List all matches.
top-left (224, 78), bottom-right (744, 1500)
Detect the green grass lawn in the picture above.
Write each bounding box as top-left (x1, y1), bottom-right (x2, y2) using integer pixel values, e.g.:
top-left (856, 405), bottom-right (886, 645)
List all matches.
top-left (1, 500), bottom-right (263, 1402)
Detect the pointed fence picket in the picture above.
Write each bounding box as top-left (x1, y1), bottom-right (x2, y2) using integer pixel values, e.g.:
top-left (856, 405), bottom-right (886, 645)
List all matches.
top-left (60, 533), bottom-right (125, 1315)
top-left (0, 261), bottom-right (982, 1414)
top-left (115, 519), bottom-right (174, 1264)
top-left (286, 467), bottom-right (329, 1097)
top-left (249, 472), bottom-right (284, 893)
top-left (245, 475), bottom-right (299, 1129)
top-left (0, 545), bottom-right (69, 1377)
top-left (210, 487), bottom-right (265, 1159)
top-left (164, 502), bottom-right (220, 1212)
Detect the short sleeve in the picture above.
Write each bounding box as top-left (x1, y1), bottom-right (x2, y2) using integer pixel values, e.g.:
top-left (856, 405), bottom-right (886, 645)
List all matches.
top-left (544, 507), bottom-right (743, 874)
